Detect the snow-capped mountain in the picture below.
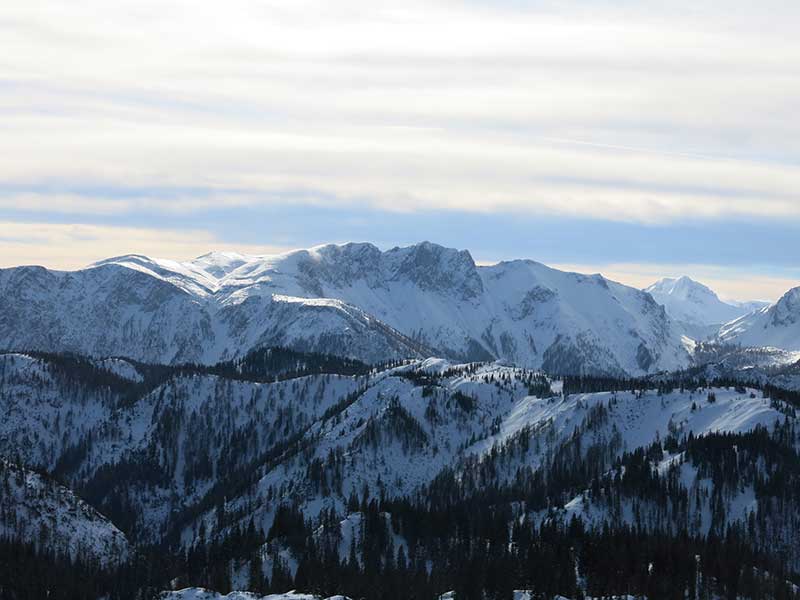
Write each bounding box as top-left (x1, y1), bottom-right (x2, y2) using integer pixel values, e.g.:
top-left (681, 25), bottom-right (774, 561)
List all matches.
top-left (718, 286), bottom-right (800, 351)
top-left (0, 242), bottom-right (691, 376)
top-left (5, 247), bottom-right (800, 599)
top-left (644, 276), bottom-right (766, 339)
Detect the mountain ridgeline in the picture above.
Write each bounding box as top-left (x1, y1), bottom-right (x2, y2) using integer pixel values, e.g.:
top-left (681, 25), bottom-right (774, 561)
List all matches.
top-left (3, 242), bottom-right (794, 380)
top-left (0, 242), bottom-right (695, 377)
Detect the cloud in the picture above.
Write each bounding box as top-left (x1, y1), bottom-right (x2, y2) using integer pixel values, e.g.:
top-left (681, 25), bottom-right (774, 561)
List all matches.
top-left (0, 0), bottom-right (798, 225)
top-left (0, 222), bottom-right (290, 270)
top-left (3, 127), bottom-right (798, 224)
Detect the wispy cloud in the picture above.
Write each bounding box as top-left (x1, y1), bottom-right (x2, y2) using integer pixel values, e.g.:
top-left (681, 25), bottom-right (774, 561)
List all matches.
top-left (1, 0), bottom-right (798, 224)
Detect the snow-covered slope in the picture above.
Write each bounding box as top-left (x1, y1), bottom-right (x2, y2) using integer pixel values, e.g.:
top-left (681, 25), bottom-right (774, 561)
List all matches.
top-left (4, 350), bottom-right (783, 551)
top-left (182, 360), bottom-right (787, 555)
top-left (644, 276), bottom-right (765, 339)
top-left (0, 458), bottom-right (129, 565)
top-left (0, 242), bottom-right (692, 375)
top-left (718, 286), bottom-right (800, 352)
top-left (0, 353), bottom-right (122, 470)
top-left (2, 347), bottom-right (798, 596)
top-left (0, 263), bottom-right (219, 365)
top-left (690, 342), bottom-right (800, 389)
top-left (558, 454), bottom-right (757, 537)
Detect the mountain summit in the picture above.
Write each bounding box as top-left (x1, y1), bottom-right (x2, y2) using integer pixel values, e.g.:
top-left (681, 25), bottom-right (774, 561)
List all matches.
top-left (644, 276), bottom-right (766, 339)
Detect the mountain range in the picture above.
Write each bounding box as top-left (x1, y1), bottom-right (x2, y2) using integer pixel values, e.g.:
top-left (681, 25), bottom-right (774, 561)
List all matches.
top-left (4, 241), bottom-right (800, 599)
top-left (1, 241), bottom-right (796, 377)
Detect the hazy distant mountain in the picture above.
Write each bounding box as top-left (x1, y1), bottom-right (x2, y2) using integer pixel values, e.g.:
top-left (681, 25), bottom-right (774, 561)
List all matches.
top-left (645, 275), bottom-right (768, 339)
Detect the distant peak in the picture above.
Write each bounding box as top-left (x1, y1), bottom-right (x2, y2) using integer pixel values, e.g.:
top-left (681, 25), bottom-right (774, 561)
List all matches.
top-left (646, 275), bottom-right (716, 298)
top-left (308, 241), bottom-right (381, 256)
top-left (87, 253), bottom-right (169, 272)
top-left (411, 240), bottom-right (475, 263)
top-left (91, 253), bottom-right (154, 265)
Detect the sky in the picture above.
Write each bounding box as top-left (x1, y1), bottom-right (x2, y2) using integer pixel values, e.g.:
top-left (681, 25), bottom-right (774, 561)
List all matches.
top-left (1, 0), bottom-right (799, 301)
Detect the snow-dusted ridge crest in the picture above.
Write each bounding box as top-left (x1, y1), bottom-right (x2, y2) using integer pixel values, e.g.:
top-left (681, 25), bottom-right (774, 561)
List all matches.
top-left (0, 241), bottom-right (692, 375)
